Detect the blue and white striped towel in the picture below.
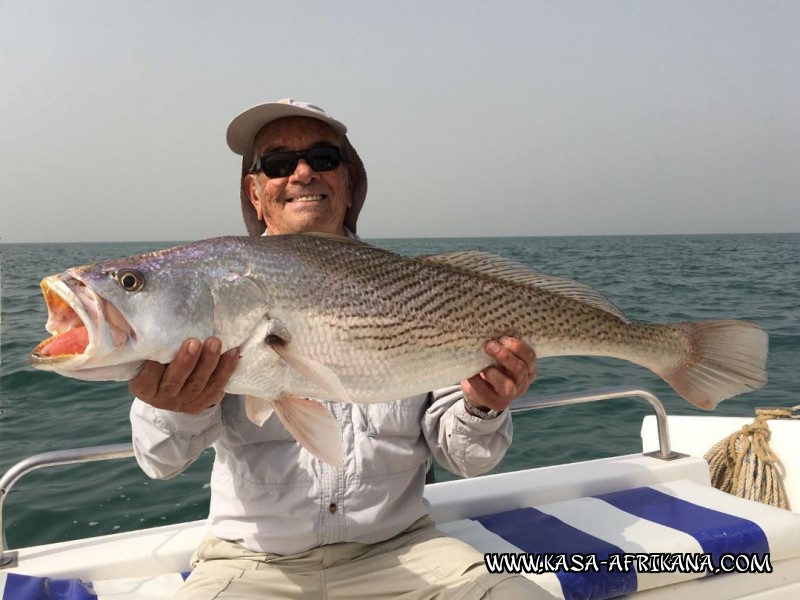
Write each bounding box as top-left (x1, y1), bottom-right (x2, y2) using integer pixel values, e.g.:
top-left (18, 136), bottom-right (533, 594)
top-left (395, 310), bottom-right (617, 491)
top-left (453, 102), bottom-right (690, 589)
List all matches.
top-left (0, 572), bottom-right (189, 600)
top-left (438, 479), bottom-right (800, 599)
top-left (3, 480), bottom-right (799, 599)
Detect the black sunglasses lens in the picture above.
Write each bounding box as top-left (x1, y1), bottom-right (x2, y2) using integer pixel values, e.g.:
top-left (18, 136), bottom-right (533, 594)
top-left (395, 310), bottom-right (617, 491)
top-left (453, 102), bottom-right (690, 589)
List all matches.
top-left (305, 147), bottom-right (342, 172)
top-left (258, 147), bottom-right (342, 178)
top-left (261, 153), bottom-right (298, 178)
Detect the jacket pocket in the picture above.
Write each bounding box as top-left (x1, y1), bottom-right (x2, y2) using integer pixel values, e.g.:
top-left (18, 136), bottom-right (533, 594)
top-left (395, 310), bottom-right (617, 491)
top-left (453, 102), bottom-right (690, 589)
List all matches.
top-left (367, 397), bottom-right (428, 438)
top-left (219, 396), bottom-right (312, 485)
top-left (356, 396), bottom-right (430, 477)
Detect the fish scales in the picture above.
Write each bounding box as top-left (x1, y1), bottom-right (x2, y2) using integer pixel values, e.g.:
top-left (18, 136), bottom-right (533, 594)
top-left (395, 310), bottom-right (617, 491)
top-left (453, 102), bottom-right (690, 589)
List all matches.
top-left (247, 236), bottom-right (708, 402)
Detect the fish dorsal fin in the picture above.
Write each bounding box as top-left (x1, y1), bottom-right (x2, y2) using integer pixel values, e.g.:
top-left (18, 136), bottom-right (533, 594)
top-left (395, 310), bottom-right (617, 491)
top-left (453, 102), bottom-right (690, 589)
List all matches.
top-left (419, 251), bottom-right (629, 322)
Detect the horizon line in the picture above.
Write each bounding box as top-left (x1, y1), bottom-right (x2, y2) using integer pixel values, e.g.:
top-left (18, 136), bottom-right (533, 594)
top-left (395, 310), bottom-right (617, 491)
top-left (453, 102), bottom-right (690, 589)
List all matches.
top-left (1, 230), bottom-right (798, 245)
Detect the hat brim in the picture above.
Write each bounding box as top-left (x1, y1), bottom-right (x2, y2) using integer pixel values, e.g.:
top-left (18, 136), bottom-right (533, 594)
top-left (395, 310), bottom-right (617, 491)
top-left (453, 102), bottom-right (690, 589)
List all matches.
top-left (227, 101), bottom-right (348, 157)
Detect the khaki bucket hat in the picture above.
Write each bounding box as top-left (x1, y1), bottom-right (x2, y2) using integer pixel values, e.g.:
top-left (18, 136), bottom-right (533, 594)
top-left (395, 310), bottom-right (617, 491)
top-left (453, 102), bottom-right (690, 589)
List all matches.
top-left (226, 98), bottom-right (368, 236)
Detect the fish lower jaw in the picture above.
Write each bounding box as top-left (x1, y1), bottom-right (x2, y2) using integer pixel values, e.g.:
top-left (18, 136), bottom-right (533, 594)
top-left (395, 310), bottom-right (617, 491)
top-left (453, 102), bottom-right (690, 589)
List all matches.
top-left (29, 339), bottom-right (142, 380)
top-left (29, 349), bottom-right (91, 370)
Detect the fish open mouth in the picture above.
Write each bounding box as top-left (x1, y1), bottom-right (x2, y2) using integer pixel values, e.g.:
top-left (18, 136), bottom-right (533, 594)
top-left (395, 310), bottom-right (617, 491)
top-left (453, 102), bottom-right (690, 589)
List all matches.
top-left (31, 275), bottom-right (132, 363)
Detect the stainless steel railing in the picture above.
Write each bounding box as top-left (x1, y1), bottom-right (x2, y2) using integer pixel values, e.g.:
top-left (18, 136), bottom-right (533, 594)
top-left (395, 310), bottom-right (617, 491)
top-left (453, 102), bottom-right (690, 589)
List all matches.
top-left (509, 385), bottom-right (683, 461)
top-left (0, 386), bottom-right (682, 569)
top-left (0, 444), bottom-right (135, 568)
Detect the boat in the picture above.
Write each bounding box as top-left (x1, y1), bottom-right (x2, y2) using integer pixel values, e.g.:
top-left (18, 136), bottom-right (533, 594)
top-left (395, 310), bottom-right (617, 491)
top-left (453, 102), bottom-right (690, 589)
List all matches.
top-left (2, 386), bottom-right (799, 599)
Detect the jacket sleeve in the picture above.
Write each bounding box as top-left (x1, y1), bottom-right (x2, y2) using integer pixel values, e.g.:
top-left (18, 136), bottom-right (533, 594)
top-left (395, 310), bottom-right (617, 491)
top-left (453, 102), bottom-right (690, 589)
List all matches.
top-left (421, 385), bottom-right (513, 478)
top-left (129, 397), bottom-right (224, 480)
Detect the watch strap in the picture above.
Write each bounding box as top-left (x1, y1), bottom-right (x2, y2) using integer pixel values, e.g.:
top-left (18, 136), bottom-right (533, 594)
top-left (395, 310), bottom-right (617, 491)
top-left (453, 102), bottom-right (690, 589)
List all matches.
top-left (463, 397), bottom-right (501, 419)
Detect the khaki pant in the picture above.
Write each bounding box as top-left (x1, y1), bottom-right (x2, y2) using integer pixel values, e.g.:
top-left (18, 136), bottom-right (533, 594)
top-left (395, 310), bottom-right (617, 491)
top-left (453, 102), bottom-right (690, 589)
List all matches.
top-left (176, 517), bottom-right (553, 599)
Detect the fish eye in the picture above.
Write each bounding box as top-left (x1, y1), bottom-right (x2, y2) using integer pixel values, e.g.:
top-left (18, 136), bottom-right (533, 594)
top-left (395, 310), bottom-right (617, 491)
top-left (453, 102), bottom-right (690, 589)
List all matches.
top-left (115, 269), bottom-right (145, 292)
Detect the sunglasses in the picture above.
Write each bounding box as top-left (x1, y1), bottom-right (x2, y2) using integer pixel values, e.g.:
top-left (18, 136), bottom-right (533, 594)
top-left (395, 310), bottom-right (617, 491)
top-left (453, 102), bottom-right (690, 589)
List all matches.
top-left (253, 145), bottom-right (343, 178)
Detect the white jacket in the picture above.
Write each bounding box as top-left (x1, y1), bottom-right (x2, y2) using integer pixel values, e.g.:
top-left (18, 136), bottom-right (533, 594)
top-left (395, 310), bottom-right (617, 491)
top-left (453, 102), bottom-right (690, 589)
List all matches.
top-left (130, 387), bottom-right (512, 555)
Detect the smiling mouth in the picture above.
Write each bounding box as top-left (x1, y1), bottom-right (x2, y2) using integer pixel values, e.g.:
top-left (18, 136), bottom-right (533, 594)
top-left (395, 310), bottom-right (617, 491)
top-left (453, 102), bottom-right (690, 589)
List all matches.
top-left (287, 194), bottom-right (326, 203)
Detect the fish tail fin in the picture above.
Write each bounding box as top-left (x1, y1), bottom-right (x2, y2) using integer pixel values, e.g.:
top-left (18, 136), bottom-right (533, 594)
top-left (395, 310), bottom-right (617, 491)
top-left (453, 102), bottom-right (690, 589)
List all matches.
top-left (656, 320), bottom-right (768, 410)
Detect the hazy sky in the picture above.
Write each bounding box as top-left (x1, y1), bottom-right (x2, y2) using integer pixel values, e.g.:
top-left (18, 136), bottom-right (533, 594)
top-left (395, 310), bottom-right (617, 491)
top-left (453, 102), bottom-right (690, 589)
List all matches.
top-left (2, 0), bottom-right (798, 242)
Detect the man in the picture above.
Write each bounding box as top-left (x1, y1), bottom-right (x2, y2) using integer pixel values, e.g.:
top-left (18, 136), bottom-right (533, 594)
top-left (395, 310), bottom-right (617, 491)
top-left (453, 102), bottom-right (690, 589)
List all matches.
top-left (130, 99), bottom-right (544, 598)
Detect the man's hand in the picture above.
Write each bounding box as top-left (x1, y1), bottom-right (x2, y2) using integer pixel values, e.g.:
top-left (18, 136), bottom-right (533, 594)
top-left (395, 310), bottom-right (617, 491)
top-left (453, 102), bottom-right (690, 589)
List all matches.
top-left (129, 337), bottom-right (240, 414)
top-left (461, 337), bottom-right (536, 413)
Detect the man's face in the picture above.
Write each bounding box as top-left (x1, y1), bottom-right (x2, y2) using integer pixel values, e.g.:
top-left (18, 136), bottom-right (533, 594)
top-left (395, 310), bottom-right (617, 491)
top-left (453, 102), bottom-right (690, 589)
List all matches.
top-left (244, 117), bottom-right (353, 236)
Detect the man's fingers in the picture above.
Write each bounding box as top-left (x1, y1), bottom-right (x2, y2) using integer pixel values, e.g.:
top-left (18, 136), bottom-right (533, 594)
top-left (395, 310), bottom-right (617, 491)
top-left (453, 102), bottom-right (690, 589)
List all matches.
top-left (155, 339), bottom-right (205, 398)
top-left (191, 347), bottom-right (240, 410)
top-left (128, 360), bottom-right (167, 399)
top-left (498, 336), bottom-right (536, 367)
top-left (212, 347), bottom-right (241, 387)
top-left (486, 338), bottom-right (533, 387)
top-left (130, 337), bottom-right (239, 414)
top-left (461, 375), bottom-right (496, 407)
top-left (480, 365), bottom-right (518, 398)
top-left (199, 348), bottom-right (239, 407)
top-left (460, 337), bottom-right (538, 413)
top-left (180, 339), bottom-right (225, 398)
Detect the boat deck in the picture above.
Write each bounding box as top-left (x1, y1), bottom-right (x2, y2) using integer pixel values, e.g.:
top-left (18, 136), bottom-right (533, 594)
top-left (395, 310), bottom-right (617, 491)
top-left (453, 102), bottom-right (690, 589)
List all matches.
top-left (4, 452), bottom-right (800, 599)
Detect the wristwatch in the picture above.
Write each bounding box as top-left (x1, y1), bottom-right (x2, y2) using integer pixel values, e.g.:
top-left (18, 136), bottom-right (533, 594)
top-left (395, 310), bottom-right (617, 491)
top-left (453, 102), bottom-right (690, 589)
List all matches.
top-left (463, 397), bottom-right (501, 420)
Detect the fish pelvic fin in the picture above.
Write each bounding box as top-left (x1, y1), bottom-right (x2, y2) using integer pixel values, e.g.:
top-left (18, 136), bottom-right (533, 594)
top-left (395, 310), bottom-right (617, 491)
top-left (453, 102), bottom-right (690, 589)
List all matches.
top-left (418, 251), bottom-right (629, 322)
top-left (273, 395), bottom-right (344, 468)
top-left (245, 395), bottom-right (275, 426)
top-left (659, 320), bottom-right (768, 410)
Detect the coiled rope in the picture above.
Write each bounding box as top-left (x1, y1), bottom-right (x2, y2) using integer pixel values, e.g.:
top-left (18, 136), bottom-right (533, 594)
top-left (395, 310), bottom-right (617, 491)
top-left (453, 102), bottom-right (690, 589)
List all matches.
top-left (704, 407), bottom-right (798, 510)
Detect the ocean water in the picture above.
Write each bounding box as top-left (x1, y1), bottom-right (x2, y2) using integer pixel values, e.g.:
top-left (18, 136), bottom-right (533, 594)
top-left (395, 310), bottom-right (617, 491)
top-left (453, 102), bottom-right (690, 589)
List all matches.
top-left (0, 233), bottom-right (797, 549)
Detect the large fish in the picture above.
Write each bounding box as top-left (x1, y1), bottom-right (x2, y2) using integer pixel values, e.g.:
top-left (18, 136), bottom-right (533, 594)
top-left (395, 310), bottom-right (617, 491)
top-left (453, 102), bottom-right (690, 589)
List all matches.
top-left (30, 233), bottom-right (768, 466)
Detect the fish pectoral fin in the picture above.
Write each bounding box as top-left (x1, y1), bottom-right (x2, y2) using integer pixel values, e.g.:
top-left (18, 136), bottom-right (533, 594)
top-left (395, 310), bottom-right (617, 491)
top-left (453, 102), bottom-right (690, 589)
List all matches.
top-left (268, 342), bottom-right (352, 403)
top-left (264, 317), bottom-right (292, 345)
top-left (245, 395), bottom-right (275, 426)
top-left (273, 395), bottom-right (344, 468)
top-left (238, 316), bottom-right (291, 356)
